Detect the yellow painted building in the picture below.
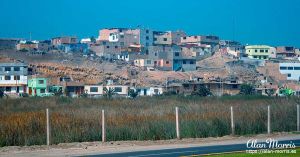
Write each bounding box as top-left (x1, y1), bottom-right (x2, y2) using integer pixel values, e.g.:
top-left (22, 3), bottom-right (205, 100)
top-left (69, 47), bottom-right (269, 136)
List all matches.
top-left (245, 45), bottom-right (271, 60)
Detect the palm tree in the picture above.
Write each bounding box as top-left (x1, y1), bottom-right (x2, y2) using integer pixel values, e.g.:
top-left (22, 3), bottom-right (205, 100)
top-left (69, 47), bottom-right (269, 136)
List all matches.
top-left (103, 87), bottom-right (115, 99)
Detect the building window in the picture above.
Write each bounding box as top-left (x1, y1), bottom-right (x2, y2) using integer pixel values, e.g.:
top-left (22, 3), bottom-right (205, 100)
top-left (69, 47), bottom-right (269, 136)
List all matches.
top-left (154, 61), bottom-right (157, 64)
top-left (6, 87), bottom-right (11, 92)
top-left (38, 80), bottom-right (44, 84)
top-left (14, 75), bottom-right (20, 80)
top-left (5, 76), bottom-right (10, 80)
top-left (114, 87), bottom-right (122, 92)
top-left (255, 49), bottom-right (258, 52)
top-left (288, 67), bottom-right (293, 70)
top-left (146, 36), bottom-right (149, 40)
top-left (5, 67), bottom-right (11, 71)
top-left (146, 43), bottom-right (149, 46)
top-left (163, 38), bottom-right (167, 41)
top-left (146, 50), bottom-right (149, 55)
top-left (260, 50), bottom-right (264, 53)
top-left (115, 46), bottom-right (118, 49)
top-left (155, 53), bottom-right (157, 56)
top-left (90, 87), bottom-right (98, 92)
top-left (14, 67), bottom-right (20, 71)
top-left (294, 67), bottom-right (300, 70)
top-left (40, 89), bottom-right (46, 93)
top-left (280, 66), bottom-right (287, 70)
top-left (120, 42), bottom-right (124, 46)
top-left (183, 37), bottom-right (186, 40)
top-left (103, 42), bottom-right (106, 45)
top-left (190, 61), bottom-right (195, 64)
top-left (106, 46), bottom-right (110, 48)
top-left (166, 61), bottom-right (169, 64)
top-left (120, 35), bottom-right (124, 38)
top-left (263, 56), bottom-right (267, 59)
top-left (183, 60), bottom-right (186, 64)
top-left (265, 50), bottom-right (268, 53)
top-left (147, 60), bottom-right (152, 64)
top-left (146, 30), bottom-right (149, 33)
top-left (287, 73), bottom-right (291, 77)
top-left (175, 52), bottom-right (179, 56)
top-left (248, 50), bottom-right (250, 52)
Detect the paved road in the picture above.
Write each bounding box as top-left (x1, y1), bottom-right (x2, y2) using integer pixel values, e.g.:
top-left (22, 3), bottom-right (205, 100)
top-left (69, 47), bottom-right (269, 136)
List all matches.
top-left (85, 139), bottom-right (300, 157)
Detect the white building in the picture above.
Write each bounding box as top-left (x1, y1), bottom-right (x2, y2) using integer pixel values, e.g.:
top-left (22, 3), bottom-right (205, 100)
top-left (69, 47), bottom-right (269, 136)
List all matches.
top-left (133, 87), bottom-right (163, 96)
top-left (279, 63), bottom-right (300, 81)
top-left (0, 63), bottom-right (28, 94)
top-left (84, 85), bottom-right (103, 97)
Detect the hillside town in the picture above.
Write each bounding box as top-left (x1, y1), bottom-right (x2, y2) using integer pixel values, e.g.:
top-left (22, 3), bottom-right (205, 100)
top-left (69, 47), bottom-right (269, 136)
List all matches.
top-left (0, 27), bottom-right (300, 98)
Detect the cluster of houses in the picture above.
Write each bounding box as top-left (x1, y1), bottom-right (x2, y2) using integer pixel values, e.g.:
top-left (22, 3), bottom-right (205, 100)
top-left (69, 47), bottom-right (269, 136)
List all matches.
top-left (0, 62), bottom-right (164, 98)
top-left (1, 27), bottom-right (300, 72)
top-left (1, 60), bottom-right (300, 98)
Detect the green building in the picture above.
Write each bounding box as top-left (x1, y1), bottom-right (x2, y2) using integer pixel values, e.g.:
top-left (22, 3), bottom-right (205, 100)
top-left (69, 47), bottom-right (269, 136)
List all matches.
top-left (28, 77), bottom-right (49, 96)
top-left (245, 45), bottom-right (271, 60)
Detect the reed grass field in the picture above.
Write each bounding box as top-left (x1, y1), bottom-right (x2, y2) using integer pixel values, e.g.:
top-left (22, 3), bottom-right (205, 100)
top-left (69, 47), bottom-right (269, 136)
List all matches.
top-left (0, 95), bottom-right (299, 147)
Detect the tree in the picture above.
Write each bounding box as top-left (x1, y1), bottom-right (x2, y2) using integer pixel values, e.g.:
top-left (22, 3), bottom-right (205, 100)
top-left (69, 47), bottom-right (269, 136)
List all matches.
top-left (265, 89), bottom-right (275, 97)
top-left (0, 89), bottom-right (4, 98)
top-left (128, 89), bottom-right (139, 99)
top-left (239, 84), bottom-right (255, 95)
top-left (191, 85), bottom-right (212, 97)
top-left (90, 36), bottom-right (96, 43)
top-left (103, 87), bottom-right (115, 99)
top-left (0, 89), bottom-right (8, 99)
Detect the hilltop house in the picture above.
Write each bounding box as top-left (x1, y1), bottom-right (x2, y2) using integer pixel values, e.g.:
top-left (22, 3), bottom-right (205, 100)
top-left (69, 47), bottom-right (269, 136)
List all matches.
top-left (245, 45), bottom-right (271, 60)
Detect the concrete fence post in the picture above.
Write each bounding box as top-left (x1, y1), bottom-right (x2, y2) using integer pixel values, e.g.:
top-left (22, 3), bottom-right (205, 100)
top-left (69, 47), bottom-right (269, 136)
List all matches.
top-left (46, 108), bottom-right (50, 146)
top-left (102, 110), bottom-right (106, 142)
top-left (175, 107), bottom-right (180, 139)
top-left (230, 106), bottom-right (235, 135)
top-left (297, 105), bottom-right (300, 132)
top-left (267, 105), bottom-right (271, 134)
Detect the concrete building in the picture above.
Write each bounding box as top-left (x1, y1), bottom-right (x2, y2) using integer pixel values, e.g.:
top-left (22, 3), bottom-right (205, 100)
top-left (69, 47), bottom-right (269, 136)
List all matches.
top-left (134, 59), bottom-right (154, 68)
top-left (98, 28), bottom-right (153, 48)
top-left (181, 35), bottom-right (219, 52)
top-left (279, 63), bottom-right (300, 81)
top-left (245, 45), bottom-right (271, 60)
top-left (51, 36), bottom-right (77, 46)
top-left (153, 30), bottom-right (186, 45)
top-left (90, 41), bottom-right (121, 59)
top-left (84, 85), bottom-right (103, 97)
top-left (117, 51), bottom-right (141, 63)
top-left (0, 38), bottom-right (21, 50)
top-left (27, 77), bottom-right (49, 96)
top-left (132, 86), bottom-right (164, 96)
top-left (173, 58), bottom-right (196, 71)
top-left (219, 40), bottom-right (245, 58)
top-left (105, 85), bottom-right (129, 96)
top-left (37, 40), bottom-right (51, 51)
top-left (16, 41), bottom-right (38, 51)
top-left (58, 43), bottom-right (89, 54)
top-left (276, 46), bottom-right (296, 58)
top-left (0, 63), bottom-right (28, 95)
top-left (181, 44), bottom-right (211, 58)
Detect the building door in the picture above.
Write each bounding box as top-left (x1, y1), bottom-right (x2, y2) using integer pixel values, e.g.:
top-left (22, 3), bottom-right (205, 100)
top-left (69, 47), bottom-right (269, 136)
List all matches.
top-left (29, 88), bottom-right (32, 95)
top-left (16, 87), bottom-right (19, 93)
top-left (144, 89), bottom-right (147, 95)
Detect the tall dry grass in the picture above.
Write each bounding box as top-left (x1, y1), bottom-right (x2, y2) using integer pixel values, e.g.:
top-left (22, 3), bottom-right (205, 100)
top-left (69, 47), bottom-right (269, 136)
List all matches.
top-left (0, 95), bottom-right (299, 146)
